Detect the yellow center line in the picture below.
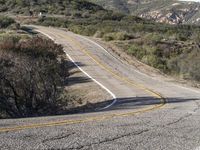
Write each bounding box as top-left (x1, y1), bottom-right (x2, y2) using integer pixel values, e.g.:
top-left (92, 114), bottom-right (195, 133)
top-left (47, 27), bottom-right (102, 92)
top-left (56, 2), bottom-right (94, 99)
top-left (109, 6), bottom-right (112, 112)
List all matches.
top-left (58, 31), bottom-right (164, 100)
top-left (0, 28), bottom-right (166, 133)
top-left (0, 105), bottom-right (159, 133)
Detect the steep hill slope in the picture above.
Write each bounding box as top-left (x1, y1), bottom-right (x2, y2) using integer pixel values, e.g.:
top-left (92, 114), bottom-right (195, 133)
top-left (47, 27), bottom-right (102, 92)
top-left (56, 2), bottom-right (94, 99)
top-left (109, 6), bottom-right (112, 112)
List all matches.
top-left (0, 0), bottom-right (104, 15)
top-left (1, 0), bottom-right (200, 83)
top-left (89, 0), bottom-right (200, 24)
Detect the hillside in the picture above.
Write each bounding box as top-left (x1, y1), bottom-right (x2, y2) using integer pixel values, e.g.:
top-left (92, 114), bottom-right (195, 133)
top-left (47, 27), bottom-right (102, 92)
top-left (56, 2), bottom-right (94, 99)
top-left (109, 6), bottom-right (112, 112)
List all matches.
top-left (0, 16), bottom-right (110, 118)
top-left (0, 0), bottom-right (200, 118)
top-left (89, 0), bottom-right (200, 25)
top-left (3, 0), bottom-right (200, 25)
top-left (1, 0), bottom-right (200, 83)
top-left (0, 0), bottom-right (104, 15)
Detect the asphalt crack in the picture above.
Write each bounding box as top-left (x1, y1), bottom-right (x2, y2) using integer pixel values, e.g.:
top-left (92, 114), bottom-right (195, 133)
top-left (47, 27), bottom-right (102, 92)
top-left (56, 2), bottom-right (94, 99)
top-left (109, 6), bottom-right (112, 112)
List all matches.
top-left (193, 100), bottom-right (200, 113)
top-left (165, 100), bottom-right (200, 127)
top-left (42, 132), bottom-right (75, 143)
top-left (68, 129), bottom-right (149, 149)
top-left (165, 113), bottom-right (192, 126)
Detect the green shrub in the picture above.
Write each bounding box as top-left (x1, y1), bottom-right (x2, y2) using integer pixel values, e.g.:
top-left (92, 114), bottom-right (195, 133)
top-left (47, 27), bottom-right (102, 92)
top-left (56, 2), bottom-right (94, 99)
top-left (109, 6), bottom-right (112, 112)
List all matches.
top-left (38, 17), bottom-right (68, 28)
top-left (191, 31), bottom-right (200, 43)
top-left (127, 44), bottom-right (145, 59)
top-left (103, 33), bottom-right (114, 41)
top-left (0, 16), bottom-right (15, 28)
top-left (94, 30), bottom-right (104, 38)
top-left (102, 32), bottom-right (132, 41)
top-left (0, 36), bottom-right (68, 118)
top-left (188, 59), bottom-right (200, 81)
top-left (167, 56), bottom-right (180, 74)
top-left (115, 32), bottom-right (132, 40)
top-left (144, 33), bottom-right (163, 43)
top-left (175, 32), bottom-right (189, 41)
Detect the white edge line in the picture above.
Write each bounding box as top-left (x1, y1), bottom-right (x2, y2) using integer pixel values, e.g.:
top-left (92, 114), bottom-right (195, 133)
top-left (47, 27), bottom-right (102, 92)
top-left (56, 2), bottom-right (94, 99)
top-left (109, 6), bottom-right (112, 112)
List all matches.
top-left (79, 35), bottom-right (111, 55)
top-left (66, 53), bottom-right (117, 110)
top-left (75, 34), bottom-right (200, 94)
top-left (73, 33), bottom-right (150, 77)
top-left (36, 29), bottom-right (117, 110)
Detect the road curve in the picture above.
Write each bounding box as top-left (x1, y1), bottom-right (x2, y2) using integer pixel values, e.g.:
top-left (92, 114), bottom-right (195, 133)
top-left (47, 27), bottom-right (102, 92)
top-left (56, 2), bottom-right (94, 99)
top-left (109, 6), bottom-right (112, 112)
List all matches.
top-left (0, 26), bottom-right (200, 150)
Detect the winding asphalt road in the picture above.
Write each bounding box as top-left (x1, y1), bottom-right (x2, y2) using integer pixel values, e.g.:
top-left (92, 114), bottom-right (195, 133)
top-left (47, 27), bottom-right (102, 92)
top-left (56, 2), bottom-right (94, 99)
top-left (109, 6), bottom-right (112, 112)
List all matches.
top-left (0, 26), bottom-right (200, 150)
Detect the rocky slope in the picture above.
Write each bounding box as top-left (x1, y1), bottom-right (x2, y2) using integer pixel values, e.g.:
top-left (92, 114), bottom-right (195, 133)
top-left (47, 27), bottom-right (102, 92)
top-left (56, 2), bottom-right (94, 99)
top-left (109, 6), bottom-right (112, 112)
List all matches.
top-left (89, 0), bottom-right (200, 25)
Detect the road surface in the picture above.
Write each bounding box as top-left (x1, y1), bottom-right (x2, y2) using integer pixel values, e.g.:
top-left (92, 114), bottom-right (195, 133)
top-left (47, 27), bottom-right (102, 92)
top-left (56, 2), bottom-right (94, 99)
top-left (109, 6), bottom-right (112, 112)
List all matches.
top-left (0, 26), bottom-right (200, 150)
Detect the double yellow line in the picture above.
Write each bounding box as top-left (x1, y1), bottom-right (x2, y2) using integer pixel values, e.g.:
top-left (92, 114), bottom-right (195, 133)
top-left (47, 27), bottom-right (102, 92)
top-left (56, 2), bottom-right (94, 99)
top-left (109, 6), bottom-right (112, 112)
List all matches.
top-left (60, 31), bottom-right (165, 101)
top-left (0, 29), bottom-right (166, 133)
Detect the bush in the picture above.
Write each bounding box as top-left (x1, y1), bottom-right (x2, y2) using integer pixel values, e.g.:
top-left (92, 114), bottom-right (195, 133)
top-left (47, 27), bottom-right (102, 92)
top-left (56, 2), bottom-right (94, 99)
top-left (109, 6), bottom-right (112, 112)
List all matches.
top-left (167, 57), bottom-right (180, 74)
top-left (103, 33), bottom-right (114, 41)
top-left (38, 17), bottom-right (68, 28)
top-left (127, 44), bottom-right (145, 59)
top-left (188, 59), bottom-right (200, 81)
top-left (167, 48), bottom-right (200, 81)
top-left (115, 32), bottom-right (132, 40)
top-left (191, 31), bottom-right (200, 43)
top-left (0, 36), bottom-right (68, 118)
top-left (102, 32), bottom-right (132, 41)
top-left (94, 30), bottom-right (104, 38)
top-left (0, 16), bottom-right (15, 28)
top-left (175, 32), bottom-right (189, 41)
top-left (144, 33), bottom-right (163, 44)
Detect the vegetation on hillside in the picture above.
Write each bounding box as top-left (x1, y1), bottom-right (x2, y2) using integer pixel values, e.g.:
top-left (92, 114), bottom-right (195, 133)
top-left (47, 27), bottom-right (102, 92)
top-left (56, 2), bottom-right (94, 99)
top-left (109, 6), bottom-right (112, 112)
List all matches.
top-left (0, 33), bottom-right (71, 118)
top-left (89, 0), bottom-right (200, 25)
top-left (0, 16), bottom-right (73, 118)
top-left (1, 0), bottom-right (200, 81)
top-left (37, 12), bottom-right (200, 82)
top-left (89, 0), bottom-right (175, 14)
top-left (0, 0), bottom-right (104, 15)
top-left (0, 16), bottom-right (16, 28)
top-left (0, 0), bottom-right (200, 118)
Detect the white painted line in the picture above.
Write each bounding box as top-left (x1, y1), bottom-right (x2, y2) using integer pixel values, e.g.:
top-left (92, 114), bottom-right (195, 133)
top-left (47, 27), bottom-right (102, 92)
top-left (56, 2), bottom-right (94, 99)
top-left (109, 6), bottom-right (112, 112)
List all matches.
top-left (66, 53), bottom-right (117, 110)
top-left (78, 35), bottom-right (111, 55)
top-left (36, 29), bottom-right (117, 110)
top-left (74, 33), bottom-right (200, 94)
top-left (36, 29), bottom-right (55, 41)
top-left (72, 33), bottom-right (150, 76)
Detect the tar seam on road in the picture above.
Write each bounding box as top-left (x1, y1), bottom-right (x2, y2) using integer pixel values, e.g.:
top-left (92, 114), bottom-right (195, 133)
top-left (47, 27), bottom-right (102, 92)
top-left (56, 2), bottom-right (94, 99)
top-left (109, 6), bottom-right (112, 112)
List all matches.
top-left (0, 27), bottom-right (166, 133)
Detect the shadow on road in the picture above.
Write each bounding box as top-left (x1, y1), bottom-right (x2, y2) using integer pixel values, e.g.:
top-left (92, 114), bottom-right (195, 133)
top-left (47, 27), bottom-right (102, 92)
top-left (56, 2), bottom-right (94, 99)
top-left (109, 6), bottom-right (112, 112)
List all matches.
top-left (65, 60), bottom-right (92, 86)
top-left (9, 26), bottom-right (198, 119)
top-left (65, 96), bottom-right (199, 115)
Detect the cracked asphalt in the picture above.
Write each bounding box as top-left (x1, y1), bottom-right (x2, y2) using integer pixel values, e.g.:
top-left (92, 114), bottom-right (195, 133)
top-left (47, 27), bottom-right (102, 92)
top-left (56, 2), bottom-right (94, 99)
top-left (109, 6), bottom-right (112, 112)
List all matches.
top-left (0, 26), bottom-right (200, 150)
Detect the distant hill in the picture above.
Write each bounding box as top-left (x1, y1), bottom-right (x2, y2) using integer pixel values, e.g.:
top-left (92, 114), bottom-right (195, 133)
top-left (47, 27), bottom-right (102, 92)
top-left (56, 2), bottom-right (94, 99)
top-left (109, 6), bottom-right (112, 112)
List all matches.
top-left (1, 0), bottom-right (200, 83)
top-left (0, 0), bottom-right (104, 15)
top-left (89, 0), bottom-right (200, 25)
